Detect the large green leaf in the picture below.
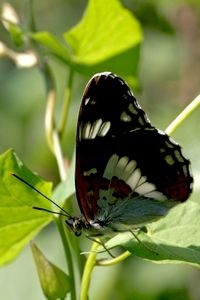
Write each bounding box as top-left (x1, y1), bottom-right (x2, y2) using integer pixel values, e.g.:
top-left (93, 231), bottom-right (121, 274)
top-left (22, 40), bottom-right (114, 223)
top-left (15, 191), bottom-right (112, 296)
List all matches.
top-left (65, 0), bottom-right (142, 65)
top-left (30, 0), bottom-right (142, 81)
top-left (103, 200), bottom-right (200, 267)
top-left (0, 149), bottom-right (52, 266)
top-left (69, 45), bottom-right (141, 81)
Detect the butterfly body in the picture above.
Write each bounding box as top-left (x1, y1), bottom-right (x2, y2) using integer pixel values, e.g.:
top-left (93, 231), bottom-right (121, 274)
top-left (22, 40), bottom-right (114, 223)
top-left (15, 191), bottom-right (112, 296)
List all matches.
top-left (70, 72), bottom-right (193, 237)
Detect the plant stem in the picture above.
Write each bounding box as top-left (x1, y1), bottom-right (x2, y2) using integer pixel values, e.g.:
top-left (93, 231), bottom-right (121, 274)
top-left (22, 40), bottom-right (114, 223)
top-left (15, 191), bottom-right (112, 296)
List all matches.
top-left (165, 94), bottom-right (200, 135)
top-left (55, 217), bottom-right (77, 300)
top-left (96, 250), bottom-right (131, 267)
top-left (59, 70), bottom-right (74, 138)
top-left (44, 66), bottom-right (77, 300)
top-left (80, 242), bottom-right (99, 300)
top-left (45, 91), bottom-right (66, 180)
top-left (52, 129), bottom-right (67, 181)
top-left (45, 90), bottom-right (56, 153)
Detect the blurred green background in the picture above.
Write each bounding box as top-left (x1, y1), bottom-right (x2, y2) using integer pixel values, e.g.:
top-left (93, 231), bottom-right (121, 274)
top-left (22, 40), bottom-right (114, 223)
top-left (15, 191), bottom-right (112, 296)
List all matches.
top-left (0, 0), bottom-right (200, 299)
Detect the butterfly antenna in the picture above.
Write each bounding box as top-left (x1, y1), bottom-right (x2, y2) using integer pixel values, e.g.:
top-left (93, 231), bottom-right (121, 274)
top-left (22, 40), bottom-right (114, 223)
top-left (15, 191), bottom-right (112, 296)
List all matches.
top-left (33, 206), bottom-right (71, 218)
top-left (12, 173), bottom-right (71, 218)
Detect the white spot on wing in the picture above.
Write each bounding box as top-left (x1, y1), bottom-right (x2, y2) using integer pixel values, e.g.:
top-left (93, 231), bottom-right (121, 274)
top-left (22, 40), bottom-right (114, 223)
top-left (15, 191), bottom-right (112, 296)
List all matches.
top-left (90, 119), bottom-right (103, 139)
top-left (84, 97), bottom-right (90, 105)
top-left (145, 191), bottom-right (167, 201)
top-left (103, 154), bottom-right (167, 201)
top-left (98, 121), bottom-right (111, 137)
top-left (165, 155), bottom-right (174, 165)
top-left (83, 168), bottom-right (97, 176)
top-left (135, 181), bottom-right (155, 194)
top-left (138, 116), bottom-right (145, 126)
top-left (104, 155), bottom-right (138, 182)
top-left (115, 156), bottom-right (129, 178)
top-left (126, 168), bottom-right (141, 190)
top-left (137, 175), bottom-right (147, 186)
top-left (183, 164), bottom-right (190, 177)
top-left (82, 122), bottom-right (91, 139)
top-left (124, 160), bottom-right (137, 180)
top-left (128, 103), bottom-right (138, 115)
top-left (130, 172), bottom-right (166, 201)
top-left (120, 111), bottom-right (132, 122)
top-left (80, 119), bottom-right (111, 140)
top-left (103, 154), bottom-right (119, 179)
top-left (174, 149), bottom-right (184, 163)
top-left (165, 138), bottom-right (176, 148)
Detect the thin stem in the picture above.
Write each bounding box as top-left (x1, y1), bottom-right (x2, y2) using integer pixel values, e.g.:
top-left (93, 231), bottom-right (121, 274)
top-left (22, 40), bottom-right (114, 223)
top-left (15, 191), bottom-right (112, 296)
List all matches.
top-left (29, 0), bottom-right (37, 32)
top-left (80, 242), bottom-right (99, 300)
top-left (59, 70), bottom-right (74, 138)
top-left (44, 87), bottom-right (67, 181)
top-left (96, 251), bottom-right (131, 267)
top-left (45, 90), bottom-right (56, 153)
top-left (44, 66), bottom-right (77, 300)
top-left (52, 129), bottom-right (67, 181)
top-left (55, 217), bottom-right (76, 300)
top-left (165, 94), bottom-right (200, 135)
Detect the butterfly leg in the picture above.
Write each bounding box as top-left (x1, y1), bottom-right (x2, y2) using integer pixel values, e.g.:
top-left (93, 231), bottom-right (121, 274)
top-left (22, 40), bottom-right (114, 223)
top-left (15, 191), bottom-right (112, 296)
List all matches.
top-left (86, 235), bottom-right (116, 258)
top-left (129, 229), bottom-right (158, 256)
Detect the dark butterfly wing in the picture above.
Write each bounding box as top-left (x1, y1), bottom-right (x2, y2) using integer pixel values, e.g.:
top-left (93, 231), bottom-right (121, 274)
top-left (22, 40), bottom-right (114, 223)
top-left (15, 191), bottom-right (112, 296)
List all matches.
top-left (75, 72), bottom-right (193, 225)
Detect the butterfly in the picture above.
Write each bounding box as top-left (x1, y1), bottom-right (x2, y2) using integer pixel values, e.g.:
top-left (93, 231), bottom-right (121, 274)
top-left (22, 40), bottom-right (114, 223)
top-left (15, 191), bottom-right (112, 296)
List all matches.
top-left (14, 72), bottom-right (193, 242)
top-left (65, 72), bottom-right (193, 237)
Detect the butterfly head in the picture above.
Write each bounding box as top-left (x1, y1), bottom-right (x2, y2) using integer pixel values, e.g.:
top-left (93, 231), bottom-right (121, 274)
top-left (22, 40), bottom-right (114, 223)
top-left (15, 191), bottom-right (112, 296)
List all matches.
top-left (65, 216), bottom-right (87, 236)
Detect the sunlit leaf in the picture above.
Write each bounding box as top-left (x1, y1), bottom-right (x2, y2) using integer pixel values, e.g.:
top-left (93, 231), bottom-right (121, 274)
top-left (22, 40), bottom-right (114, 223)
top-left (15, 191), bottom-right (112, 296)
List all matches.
top-left (104, 201), bottom-right (200, 267)
top-left (64, 0), bottom-right (143, 65)
top-left (31, 31), bottom-right (71, 63)
top-left (0, 149), bottom-right (52, 266)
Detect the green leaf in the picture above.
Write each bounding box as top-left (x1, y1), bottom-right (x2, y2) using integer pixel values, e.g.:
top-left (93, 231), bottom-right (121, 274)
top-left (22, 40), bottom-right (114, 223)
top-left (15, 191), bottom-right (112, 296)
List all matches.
top-left (70, 45), bottom-right (141, 83)
top-left (64, 0), bottom-right (143, 66)
top-left (30, 0), bottom-right (142, 82)
top-left (0, 149), bottom-right (52, 266)
top-left (104, 201), bottom-right (200, 267)
top-left (31, 31), bottom-right (71, 63)
top-left (31, 242), bottom-right (71, 300)
top-left (7, 23), bottom-right (24, 47)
